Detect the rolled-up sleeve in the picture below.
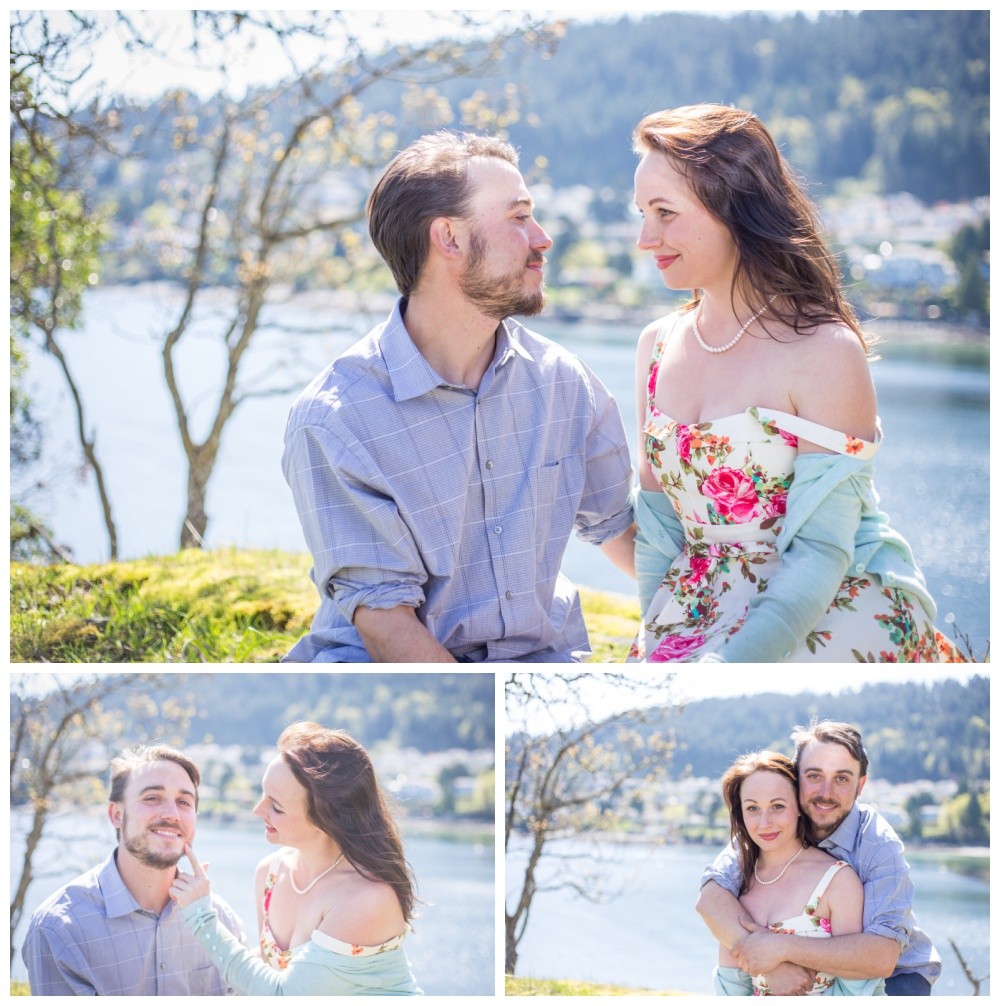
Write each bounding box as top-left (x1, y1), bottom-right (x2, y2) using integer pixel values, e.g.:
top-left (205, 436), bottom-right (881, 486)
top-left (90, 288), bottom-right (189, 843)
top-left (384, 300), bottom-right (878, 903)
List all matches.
top-left (700, 843), bottom-right (743, 898)
top-left (859, 841), bottom-right (915, 948)
top-left (282, 423), bottom-right (427, 624)
top-left (574, 369), bottom-right (634, 545)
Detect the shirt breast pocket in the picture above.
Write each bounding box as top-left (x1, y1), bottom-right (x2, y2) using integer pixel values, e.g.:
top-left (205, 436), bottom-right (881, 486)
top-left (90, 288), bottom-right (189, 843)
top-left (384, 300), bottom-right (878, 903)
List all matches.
top-left (532, 454), bottom-right (585, 543)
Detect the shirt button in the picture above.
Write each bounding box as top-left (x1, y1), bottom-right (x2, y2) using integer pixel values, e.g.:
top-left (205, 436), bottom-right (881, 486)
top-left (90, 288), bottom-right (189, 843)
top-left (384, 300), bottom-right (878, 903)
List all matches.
top-left (485, 460), bottom-right (494, 470)
top-left (494, 525), bottom-right (502, 534)
top-left (854, 563), bottom-right (865, 573)
top-left (505, 590), bottom-right (513, 600)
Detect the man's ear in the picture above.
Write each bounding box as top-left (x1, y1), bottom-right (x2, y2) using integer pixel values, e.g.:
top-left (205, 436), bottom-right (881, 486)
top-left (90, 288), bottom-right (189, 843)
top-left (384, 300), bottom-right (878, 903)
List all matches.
top-left (428, 217), bottom-right (463, 259)
top-left (856, 775), bottom-right (867, 798)
top-left (108, 801), bottom-right (122, 830)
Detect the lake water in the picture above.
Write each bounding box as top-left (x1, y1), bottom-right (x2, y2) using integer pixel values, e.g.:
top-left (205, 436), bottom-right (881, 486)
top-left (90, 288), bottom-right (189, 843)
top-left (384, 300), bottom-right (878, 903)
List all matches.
top-left (10, 808), bottom-right (495, 995)
top-left (506, 837), bottom-right (989, 996)
top-left (17, 285), bottom-right (990, 655)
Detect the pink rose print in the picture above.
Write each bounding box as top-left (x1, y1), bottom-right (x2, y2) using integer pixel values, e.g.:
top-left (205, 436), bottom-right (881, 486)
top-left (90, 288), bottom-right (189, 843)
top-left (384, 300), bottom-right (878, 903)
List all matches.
top-left (676, 424), bottom-right (693, 463)
top-left (687, 555), bottom-right (711, 584)
top-left (819, 918), bottom-right (832, 934)
top-left (764, 490), bottom-right (788, 518)
top-left (647, 362), bottom-right (659, 398)
top-left (702, 467), bottom-right (760, 522)
top-left (649, 633), bottom-right (705, 662)
top-left (779, 428), bottom-right (798, 448)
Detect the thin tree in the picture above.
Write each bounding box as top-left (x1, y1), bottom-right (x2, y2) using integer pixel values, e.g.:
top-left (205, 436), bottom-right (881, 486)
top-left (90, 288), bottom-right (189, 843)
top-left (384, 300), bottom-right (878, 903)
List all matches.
top-left (10, 673), bottom-right (195, 964)
top-left (504, 671), bottom-right (678, 976)
top-left (11, 11), bottom-right (562, 554)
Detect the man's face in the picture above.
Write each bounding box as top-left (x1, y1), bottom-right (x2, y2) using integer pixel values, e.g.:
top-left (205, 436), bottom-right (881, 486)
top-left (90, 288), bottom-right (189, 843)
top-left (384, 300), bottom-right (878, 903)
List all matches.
top-left (797, 740), bottom-right (866, 840)
top-left (457, 156), bottom-right (552, 319)
top-left (109, 760), bottom-right (198, 870)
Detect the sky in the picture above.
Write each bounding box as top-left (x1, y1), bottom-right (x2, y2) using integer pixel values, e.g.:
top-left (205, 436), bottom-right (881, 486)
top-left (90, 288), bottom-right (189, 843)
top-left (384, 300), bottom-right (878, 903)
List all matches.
top-left (25, 7), bottom-right (814, 107)
top-left (506, 667), bottom-right (984, 735)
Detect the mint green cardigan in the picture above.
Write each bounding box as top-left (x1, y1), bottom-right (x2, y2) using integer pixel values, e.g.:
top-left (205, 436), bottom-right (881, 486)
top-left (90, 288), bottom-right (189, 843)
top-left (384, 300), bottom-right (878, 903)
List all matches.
top-left (634, 452), bottom-right (937, 663)
top-left (180, 896), bottom-right (421, 996)
top-left (714, 964), bottom-right (885, 995)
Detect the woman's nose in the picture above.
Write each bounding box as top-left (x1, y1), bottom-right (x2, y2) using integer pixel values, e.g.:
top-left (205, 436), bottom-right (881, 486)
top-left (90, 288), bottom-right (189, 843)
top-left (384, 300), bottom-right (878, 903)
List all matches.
top-left (636, 219), bottom-right (659, 250)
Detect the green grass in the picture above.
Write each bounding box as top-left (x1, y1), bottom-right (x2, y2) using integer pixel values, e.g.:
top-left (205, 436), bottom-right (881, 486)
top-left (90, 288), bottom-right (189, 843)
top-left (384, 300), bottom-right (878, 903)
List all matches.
top-left (506, 975), bottom-right (683, 996)
top-left (10, 549), bottom-right (640, 663)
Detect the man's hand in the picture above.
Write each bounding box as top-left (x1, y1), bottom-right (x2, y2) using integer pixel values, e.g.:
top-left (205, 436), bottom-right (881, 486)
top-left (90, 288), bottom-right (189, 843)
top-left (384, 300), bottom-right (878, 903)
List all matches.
top-left (753, 963), bottom-right (819, 996)
top-left (732, 922), bottom-right (817, 996)
top-left (732, 924), bottom-right (787, 974)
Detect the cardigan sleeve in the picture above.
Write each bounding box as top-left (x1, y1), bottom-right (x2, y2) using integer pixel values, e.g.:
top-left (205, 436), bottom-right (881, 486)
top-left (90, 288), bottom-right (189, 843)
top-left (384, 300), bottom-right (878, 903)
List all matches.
top-left (706, 453), bottom-right (868, 662)
top-left (633, 487), bottom-right (686, 615)
top-left (180, 897), bottom-right (419, 996)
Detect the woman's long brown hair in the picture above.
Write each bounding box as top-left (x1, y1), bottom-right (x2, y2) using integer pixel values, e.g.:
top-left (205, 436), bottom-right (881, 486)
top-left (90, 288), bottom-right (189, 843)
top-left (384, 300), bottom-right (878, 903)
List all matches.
top-left (278, 722), bottom-right (416, 922)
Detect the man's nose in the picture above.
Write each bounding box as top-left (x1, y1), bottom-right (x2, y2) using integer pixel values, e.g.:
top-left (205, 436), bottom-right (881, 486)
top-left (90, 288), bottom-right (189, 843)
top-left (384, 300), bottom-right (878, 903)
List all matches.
top-left (530, 220), bottom-right (553, 251)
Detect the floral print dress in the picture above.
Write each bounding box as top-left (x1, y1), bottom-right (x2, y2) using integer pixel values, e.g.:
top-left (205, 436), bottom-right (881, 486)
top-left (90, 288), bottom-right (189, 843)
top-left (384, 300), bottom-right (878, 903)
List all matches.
top-left (629, 316), bottom-right (961, 663)
top-left (752, 861), bottom-right (849, 996)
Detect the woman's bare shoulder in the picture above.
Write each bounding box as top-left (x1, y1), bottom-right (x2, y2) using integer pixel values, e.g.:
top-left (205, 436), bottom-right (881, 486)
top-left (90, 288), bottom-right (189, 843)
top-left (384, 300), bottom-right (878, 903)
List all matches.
top-left (255, 848), bottom-right (285, 879)
top-left (317, 873), bottom-right (404, 945)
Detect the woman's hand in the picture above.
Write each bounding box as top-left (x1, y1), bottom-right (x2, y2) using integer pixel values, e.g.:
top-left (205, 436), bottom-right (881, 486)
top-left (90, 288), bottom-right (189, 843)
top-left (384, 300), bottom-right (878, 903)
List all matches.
top-left (169, 843), bottom-right (212, 908)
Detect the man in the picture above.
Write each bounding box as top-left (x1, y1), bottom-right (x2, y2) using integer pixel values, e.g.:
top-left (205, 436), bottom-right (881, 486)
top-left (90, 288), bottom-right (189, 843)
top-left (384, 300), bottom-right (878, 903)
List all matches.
top-left (282, 131), bottom-right (635, 662)
top-left (697, 720), bottom-right (940, 995)
top-left (23, 745), bottom-right (245, 995)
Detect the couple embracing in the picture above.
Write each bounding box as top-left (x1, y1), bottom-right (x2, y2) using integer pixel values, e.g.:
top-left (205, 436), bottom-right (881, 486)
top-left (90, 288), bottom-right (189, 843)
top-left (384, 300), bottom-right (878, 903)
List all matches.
top-left (699, 719), bottom-right (938, 996)
top-left (23, 723), bottom-right (420, 996)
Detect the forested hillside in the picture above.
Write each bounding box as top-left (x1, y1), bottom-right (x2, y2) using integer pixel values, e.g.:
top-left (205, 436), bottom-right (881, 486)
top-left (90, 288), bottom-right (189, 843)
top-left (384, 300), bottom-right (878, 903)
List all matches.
top-left (667, 675), bottom-right (989, 784)
top-left (84, 9), bottom-right (988, 247)
top-left (495, 9), bottom-right (989, 198)
top-left (101, 672), bottom-right (496, 752)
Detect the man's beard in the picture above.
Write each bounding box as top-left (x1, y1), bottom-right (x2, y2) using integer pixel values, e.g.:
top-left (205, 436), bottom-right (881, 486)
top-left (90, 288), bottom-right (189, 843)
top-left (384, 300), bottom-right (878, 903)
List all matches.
top-left (459, 229), bottom-right (545, 319)
top-left (120, 810), bottom-right (186, 870)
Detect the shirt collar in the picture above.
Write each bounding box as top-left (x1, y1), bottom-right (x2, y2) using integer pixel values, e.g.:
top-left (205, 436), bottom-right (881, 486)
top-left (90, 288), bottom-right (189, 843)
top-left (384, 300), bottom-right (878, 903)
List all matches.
top-left (381, 299), bottom-right (533, 403)
top-left (100, 848), bottom-right (174, 920)
top-left (816, 802), bottom-right (862, 855)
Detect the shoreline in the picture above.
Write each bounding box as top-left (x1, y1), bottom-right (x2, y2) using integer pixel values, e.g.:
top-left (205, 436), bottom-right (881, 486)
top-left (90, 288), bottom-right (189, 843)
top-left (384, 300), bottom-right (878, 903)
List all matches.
top-left (99, 281), bottom-right (990, 351)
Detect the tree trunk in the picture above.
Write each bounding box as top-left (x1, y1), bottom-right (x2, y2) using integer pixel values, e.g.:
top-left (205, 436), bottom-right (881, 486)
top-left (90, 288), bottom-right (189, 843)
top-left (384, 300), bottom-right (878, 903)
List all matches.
top-left (44, 333), bottom-right (119, 559)
top-left (180, 453), bottom-right (212, 548)
top-left (505, 920), bottom-right (519, 975)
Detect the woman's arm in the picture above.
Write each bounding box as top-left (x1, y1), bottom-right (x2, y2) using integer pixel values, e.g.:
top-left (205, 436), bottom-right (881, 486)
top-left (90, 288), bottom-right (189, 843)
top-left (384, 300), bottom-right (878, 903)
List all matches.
top-left (634, 321), bottom-right (660, 491)
top-left (826, 863), bottom-right (865, 936)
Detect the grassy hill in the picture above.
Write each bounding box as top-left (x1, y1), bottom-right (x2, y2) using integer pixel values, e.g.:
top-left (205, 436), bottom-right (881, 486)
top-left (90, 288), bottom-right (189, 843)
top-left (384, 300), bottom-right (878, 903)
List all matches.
top-left (10, 549), bottom-right (639, 663)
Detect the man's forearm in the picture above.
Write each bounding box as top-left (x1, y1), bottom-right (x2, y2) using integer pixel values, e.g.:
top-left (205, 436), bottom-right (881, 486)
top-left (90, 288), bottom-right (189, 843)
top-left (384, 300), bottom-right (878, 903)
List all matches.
top-left (598, 523), bottom-right (637, 578)
top-left (737, 930), bottom-right (899, 980)
top-left (695, 881), bottom-right (752, 950)
top-left (354, 605), bottom-right (457, 663)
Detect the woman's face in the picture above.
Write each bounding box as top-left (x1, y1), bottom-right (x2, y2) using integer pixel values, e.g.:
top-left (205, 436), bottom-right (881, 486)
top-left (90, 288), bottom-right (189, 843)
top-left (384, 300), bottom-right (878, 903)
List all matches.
top-left (634, 150), bottom-right (738, 295)
top-left (252, 756), bottom-right (325, 848)
top-left (739, 769), bottom-right (800, 852)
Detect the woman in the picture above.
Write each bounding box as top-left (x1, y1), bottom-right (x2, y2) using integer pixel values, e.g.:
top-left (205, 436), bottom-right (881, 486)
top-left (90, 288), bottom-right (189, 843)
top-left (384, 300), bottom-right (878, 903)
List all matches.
top-left (713, 751), bottom-right (883, 996)
top-left (170, 722), bottom-right (421, 995)
top-left (627, 103), bottom-right (962, 663)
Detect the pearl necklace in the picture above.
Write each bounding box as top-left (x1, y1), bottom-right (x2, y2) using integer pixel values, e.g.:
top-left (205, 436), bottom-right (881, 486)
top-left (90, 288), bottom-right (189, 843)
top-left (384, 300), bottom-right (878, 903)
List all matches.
top-left (289, 852), bottom-right (345, 895)
top-left (753, 843), bottom-right (804, 886)
top-left (692, 299), bottom-right (772, 354)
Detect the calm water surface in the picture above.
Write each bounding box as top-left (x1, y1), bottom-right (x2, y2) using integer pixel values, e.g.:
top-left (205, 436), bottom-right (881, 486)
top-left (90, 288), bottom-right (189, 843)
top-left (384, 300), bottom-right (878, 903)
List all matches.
top-left (19, 287), bottom-right (990, 654)
top-left (11, 809), bottom-right (494, 995)
top-left (507, 838), bottom-right (988, 996)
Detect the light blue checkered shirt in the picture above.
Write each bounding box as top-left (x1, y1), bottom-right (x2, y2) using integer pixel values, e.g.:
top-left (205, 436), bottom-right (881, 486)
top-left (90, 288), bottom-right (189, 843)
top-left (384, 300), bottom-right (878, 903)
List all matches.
top-left (22, 849), bottom-right (247, 995)
top-left (701, 803), bottom-right (941, 983)
top-left (281, 299), bottom-right (634, 662)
